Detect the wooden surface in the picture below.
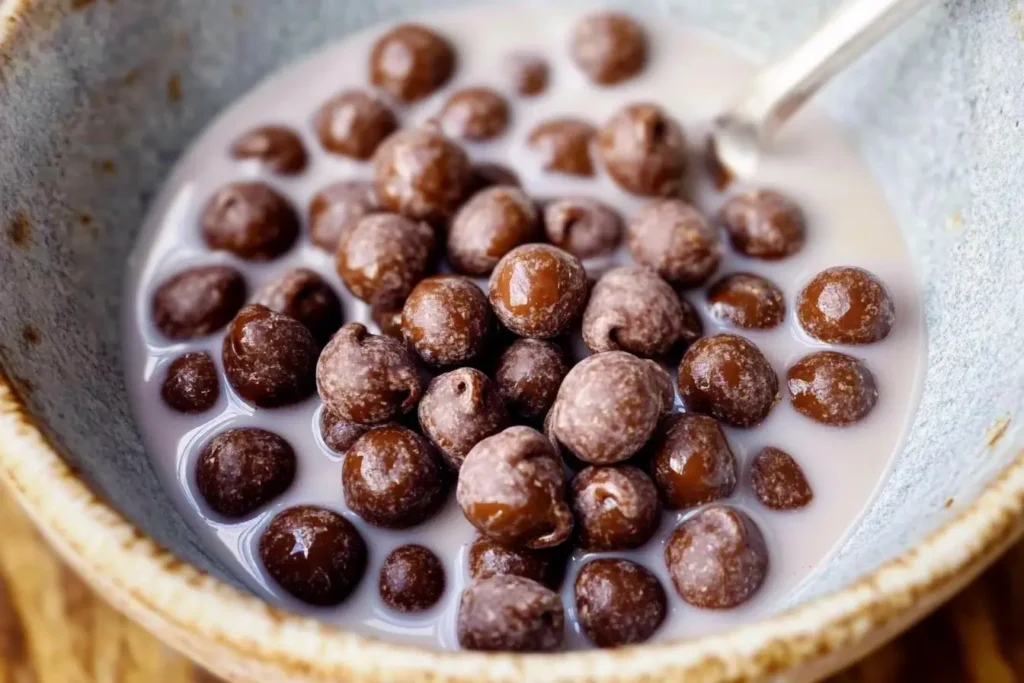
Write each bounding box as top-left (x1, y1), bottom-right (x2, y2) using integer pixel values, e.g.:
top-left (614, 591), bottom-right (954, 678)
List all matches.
top-left (2, 485), bottom-right (1022, 683)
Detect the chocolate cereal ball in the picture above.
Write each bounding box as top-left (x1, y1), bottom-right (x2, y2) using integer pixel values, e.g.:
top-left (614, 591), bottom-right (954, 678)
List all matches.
top-left (549, 351), bottom-right (674, 465)
top-left (336, 213), bottom-right (434, 307)
top-left (572, 465), bottom-right (661, 551)
top-left (664, 505), bottom-right (769, 609)
top-left (196, 428), bottom-right (295, 518)
top-left (308, 181), bottom-right (378, 253)
top-left (749, 447), bottom-right (813, 511)
top-left (648, 413), bottom-right (738, 509)
top-left (448, 186), bottom-right (541, 276)
top-left (575, 559), bottom-right (667, 648)
top-left (797, 266), bottom-right (895, 345)
top-left (488, 244), bottom-right (588, 339)
top-left (679, 334), bottom-right (778, 428)
top-left (787, 351), bottom-right (878, 426)
top-left (458, 575), bottom-right (565, 652)
top-left (318, 409), bottom-right (370, 455)
top-left (439, 87), bottom-right (511, 141)
top-left (526, 118), bottom-right (597, 177)
top-left (152, 265), bottom-right (246, 340)
top-left (583, 265), bottom-right (686, 358)
top-left (457, 426), bottom-right (573, 549)
top-left (494, 339), bottom-right (570, 421)
top-left (222, 304), bottom-right (318, 408)
top-left (370, 23), bottom-right (455, 102)
top-left (373, 127), bottom-right (472, 224)
top-left (598, 103), bottom-right (686, 197)
top-left (506, 52), bottom-right (549, 96)
top-left (317, 323), bottom-right (423, 425)
top-left (230, 125), bottom-right (308, 175)
top-left (254, 268), bottom-right (343, 346)
top-left (468, 162), bottom-right (521, 195)
top-left (379, 545), bottom-right (446, 612)
top-left (717, 189), bottom-right (806, 260)
top-left (315, 90), bottom-right (397, 160)
top-left (707, 272), bottom-right (786, 330)
top-left (260, 506), bottom-right (367, 606)
top-left (201, 182), bottom-right (299, 260)
top-left (571, 12), bottom-right (647, 85)
top-left (419, 368), bottom-right (510, 470)
top-left (370, 301), bottom-right (404, 339)
top-left (468, 535), bottom-right (566, 590)
top-left (629, 199), bottom-right (722, 287)
top-left (161, 352), bottom-right (219, 414)
top-left (543, 197), bottom-right (623, 259)
top-left (343, 425), bottom-right (448, 528)
top-left (401, 276), bottom-right (492, 366)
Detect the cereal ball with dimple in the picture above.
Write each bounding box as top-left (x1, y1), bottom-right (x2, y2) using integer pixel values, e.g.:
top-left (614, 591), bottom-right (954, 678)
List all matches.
top-left (402, 276), bottom-right (492, 367)
top-left (152, 265), bottom-right (247, 340)
top-left (419, 368), bottom-right (510, 470)
top-left (678, 334), bottom-right (778, 428)
top-left (506, 52), bottom-right (549, 96)
top-left (467, 163), bottom-right (520, 196)
top-left (343, 425), bottom-right (448, 528)
top-left (458, 575), bottom-right (565, 652)
top-left (494, 339), bottom-right (570, 421)
top-left (230, 125), bottom-right (308, 175)
top-left (526, 118), bottom-right (597, 177)
top-left (707, 273), bottom-right (786, 330)
top-left (316, 322), bottom-right (422, 424)
top-left (750, 447), bottom-right (813, 510)
top-left (259, 506), bottom-right (367, 606)
top-left (488, 244), bottom-right (588, 339)
top-left (336, 213), bottom-right (434, 307)
top-left (318, 409), bottom-right (370, 455)
top-left (201, 182), bottom-right (299, 260)
top-left (255, 268), bottom-right (343, 346)
top-left (583, 266), bottom-right (686, 358)
top-left (629, 199), bottom-right (722, 287)
top-left (196, 428), bottom-right (296, 518)
top-left (665, 505), bottom-right (769, 609)
top-left (468, 535), bottom-right (567, 589)
top-left (572, 466), bottom-right (660, 551)
top-left (372, 127), bottom-right (472, 224)
top-left (161, 352), bottom-right (220, 414)
top-left (787, 351), bottom-right (878, 426)
top-left (717, 189), bottom-right (806, 259)
top-left (549, 351), bottom-right (674, 465)
top-left (309, 181), bottom-right (378, 254)
top-left (370, 23), bottom-right (455, 102)
top-left (457, 426), bottom-right (573, 549)
top-left (543, 197), bottom-right (623, 259)
top-left (648, 413), bottom-right (738, 509)
top-left (797, 267), bottom-right (895, 344)
top-left (598, 103), bottom-right (686, 197)
top-left (314, 90), bottom-right (398, 160)
top-left (222, 304), bottom-right (318, 408)
top-left (575, 559), bottom-right (667, 648)
top-left (571, 12), bottom-right (647, 85)
top-left (379, 545), bottom-right (446, 612)
top-left (439, 87), bottom-right (510, 141)
top-left (448, 187), bottom-right (541, 276)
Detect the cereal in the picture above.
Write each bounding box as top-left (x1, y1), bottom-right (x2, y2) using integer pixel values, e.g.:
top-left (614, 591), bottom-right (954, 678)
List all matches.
top-left (718, 189), bottom-right (806, 259)
top-left (314, 90), bottom-right (398, 160)
top-left (196, 428), bottom-right (295, 517)
top-left (152, 265), bottom-right (246, 340)
top-left (678, 334), bottom-right (778, 428)
top-left (749, 447), bottom-right (813, 510)
top-left (628, 199), bottom-right (721, 287)
top-left (379, 545), bottom-right (446, 612)
top-left (161, 352), bottom-right (219, 414)
top-left (230, 125), bottom-right (308, 175)
top-left (493, 339), bottom-right (569, 421)
top-left (648, 413), bottom-right (738, 509)
top-left (571, 465), bottom-right (661, 551)
top-left (571, 12), bottom-right (647, 85)
top-left (448, 187), bottom-right (540, 276)
top-left (543, 197), bottom-right (623, 259)
top-left (598, 103), bottom-right (686, 197)
top-left (335, 213), bottom-right (434, 307)
top-left (418, 368), bottom-right (510, 470)
top-left (457, 575), bottom-right (565, 652)
top-left (370, 24), bottom-right (456, 102)
top-left (201, 182), bottom-right (299, 260)
top-left (439, 87), bottom-right (511, 141)
top-left (575, 559), bottom-right (666, 647)
top-left (787, 351), bottom-right (878, 425)
top-left (254, 268), bottom-right (343, 346)
top-left (797, 266), bottom-right (895, 344)
top-left (582, 265), bottom-right (687, 357)
top-left (707, 272), bottom-right (786, 330)
top-left (488, 244), bottom-right (588, 339)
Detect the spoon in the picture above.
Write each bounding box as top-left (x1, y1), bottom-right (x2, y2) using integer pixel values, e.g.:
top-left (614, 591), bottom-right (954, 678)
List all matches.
top-left (709, 0), bottom-right (930, 182)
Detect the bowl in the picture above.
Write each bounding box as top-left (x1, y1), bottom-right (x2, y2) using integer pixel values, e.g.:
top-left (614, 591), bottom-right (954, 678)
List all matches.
top-left (1, 0), bottom-right (1023, 680)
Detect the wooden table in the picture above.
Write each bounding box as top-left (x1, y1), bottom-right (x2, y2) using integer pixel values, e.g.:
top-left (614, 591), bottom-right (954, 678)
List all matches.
top-left (2, 486), bottom-right (1021, 683)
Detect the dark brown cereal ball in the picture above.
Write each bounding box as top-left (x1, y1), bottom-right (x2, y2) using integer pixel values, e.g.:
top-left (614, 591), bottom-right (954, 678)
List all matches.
top-left (419, 368), bottom-right (510, 470)
top-left (549, 351), bottom-right (673, 465)
top-left (318, 408), bottom-right (370, 455)
top-left (664, 505), bottom-right (769, 609)
top-left (448, 187), bottom-right (541, 276)
top-left (335, 212), bottom-right (435, 307)
top-left (526, 118), bottom-right (597, 177)
top-left (676, 296), bottom-right (705, 352)
top-left (572, 466), bottom-right (661, 551)
top-left (707, 272), bottom-right (786, 330)
top-left (308, 181), bottom-right (378, 254)
top-left (401, 276), bottom-right (492, 366)
top-left (598, 103), bottom-right (686, 197)
top-left (343, 425), bottom-right (448, 528)
top-left (543, 197), bottom-right (623, 259)
top-left (458, 575), bottom-right (564, 652)
top-left (259, 506), bottom-right (367, 606)
top-left (494, 339), bottom-right (570, 421)
top-left (467, 162), bottom-right (520, 195)
top-left (316, 322), bottom-right (423, 425)
top-left (314, 90), bottom-right (398, 160)
top-left (370, 300), bottom-right (404, 339)
top-left (678, 334), bottom-right (778, 428)
top-left (571, 12), bottom-right (647, 85)
top-left (222, 304), bottom-right (318, 408)
top-left (717, 189), bottom-right (806, 260)
top-left (379, 545), bottom-right (446, 612)
top-left (439, 87), bottom-right (511, 141)
top-left (196, 428), bottom-right (296, 518)
top-left (370, 23), bottom-right (456, 102)
top-left (787, 351), bottom-right (878, 426)
top-left (373, 127), bottom-right (472, 224)
top-left (797, 267), bottom-right (895, 345)
top-left (749, 447), bottom-right (813, 510)
top-left (161, 352), bottom-right (220, 414)
top-left (628, 199), bottom-right (722, 287)
top-left (457, 426), bottom-right (573, 549)
top-left (201, 182), bottom-right (299, 261)
top-left (488, 244), bottom-right (588, 339)
top-left (506, 52), bottom-right (549, 96)
top-left (467, 535), bottom-right (566, 590)
top-left (254, 268), bottom-right (343, 346)
top-left (230, 125), bottom-right (308, 175)
top-left (648, 413), bottom-right (738, 509)
top-left (575, 559), bottom-right (667, 648)
top-left (582, 265), bottom-right (686, 358)
top-left (152, 265), bottom-right (246, 340)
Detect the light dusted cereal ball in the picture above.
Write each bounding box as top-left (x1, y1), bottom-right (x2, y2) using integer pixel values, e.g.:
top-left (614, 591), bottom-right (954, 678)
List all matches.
top-left (571, 465), bottom-right (661, 551)
top-left (717, 189), bottom-right (806, 260)
top-left (447, 186), bottom-right (540, 276)
top-left (488, 244), bottom-right (588, 339)
top-left (370, 23), bottom-right (455, 102)
top-left (787, 351), bottom-right (878, 426)
top-left (418, 368), bottom-right (510, 470)
top-left (647, 413), bottom-right (738, 509)
top-left (335, 213), bottom-right (434, 307)
top-left (628, 199), bottom-right (722, 287)
top-left (678, 334), bottom-right (778, 428)
top-left (543, 197), bottom-right (623, 259)
top-left (571, 12), bottom-right (647, 85)
top-left (458, 575), bottom-right (565, 652)
top-left (314, 90), bottom-right (398, 160)
top-left (526, 118), bottom-right (597, 176)
top-left (401, 276), bottom-right (492, 367)
top-left (797, 267), bottom-right (895, 344)
top-left (439, 87), bottom-right (511, 141)
top-left (598, 103), bottom-right (686, 197)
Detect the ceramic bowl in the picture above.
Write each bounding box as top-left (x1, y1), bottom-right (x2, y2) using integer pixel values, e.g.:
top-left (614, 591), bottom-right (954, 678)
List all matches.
top-left (2, 0), bottom-right (1023, 680)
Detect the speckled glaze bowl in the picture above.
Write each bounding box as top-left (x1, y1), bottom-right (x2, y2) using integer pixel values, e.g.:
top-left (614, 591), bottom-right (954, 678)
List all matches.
top-left (1, 0), bottom-right (1023, 680)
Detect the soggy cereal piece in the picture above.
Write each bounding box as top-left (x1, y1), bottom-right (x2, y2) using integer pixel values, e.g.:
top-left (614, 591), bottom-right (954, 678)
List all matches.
top-left (314, 90), bottom-right (398, 160)
top-left (370, 23), bottom-right (456, 102)
top-left (379, 545), bottom-right (446, 612)
top-left (717, 189), bottom-right (806, 259)
top-left (372, 127), bottom-right (472, 223)
top-left (308, 181), bottom-right (378, 254)
top-left (467, 535), bottom-right (567, 589)
top-left (401, 276), bottom-right (492, 366)
top-left (648, 413), bottom-right (738, 509)
top-left (255, 268), bottom-right (343, 346)
top-left (161, 352), bottom-right (220, 414)
top-left (201, 182), bottom-right (299, 260)
top-left (196, 428), bottom-right (296, 517)
top-left (526, 118), bottom-right (597, 177)
top-left (488, 244), bottom-right (588, 339)
top-left (419, 368), bottom-right (510, 470)
top-left (152, 265), bottom-right (246, 340)
top-left (572, 465), bottom-right (661, 551)
top-left (707, 272), bottom-right (786, 330)
top-left (543, 197), bottom-right (623, 259)
top-left (230, 125), bottom-right (308, 175)
top-left (448, 187), bottom-right (541, 276)
top-left (575, 559), bottom-right (666, 648)
top-left (494, 339), bottom-right (570, 421)
top-left (439, 87), bottom-right (511, 141)
top-left (678, 334), bottom-right (778, 428)
top-left (467, 162), bottom-right (520, 195)
top-left (749, 447), bottom-right (813, 510)
top-left (571, 12), bottom-right (647, 85)
top-left (598, 103), bottom-right (686, 197)
top-left (458, 575), bottom-right (565, 652)
top-left (797, 266), bottom-right (895, 344)
top-left (787, 351), bottom-right (878, 426)
top-left (318, 409), bottom-right (370, 455)
top-left (628, 199), bottom-right (722, 287)
top-left (506, 52), bottom-right (549, 96)
top-left (335, 212), bottom-right (434, 307)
